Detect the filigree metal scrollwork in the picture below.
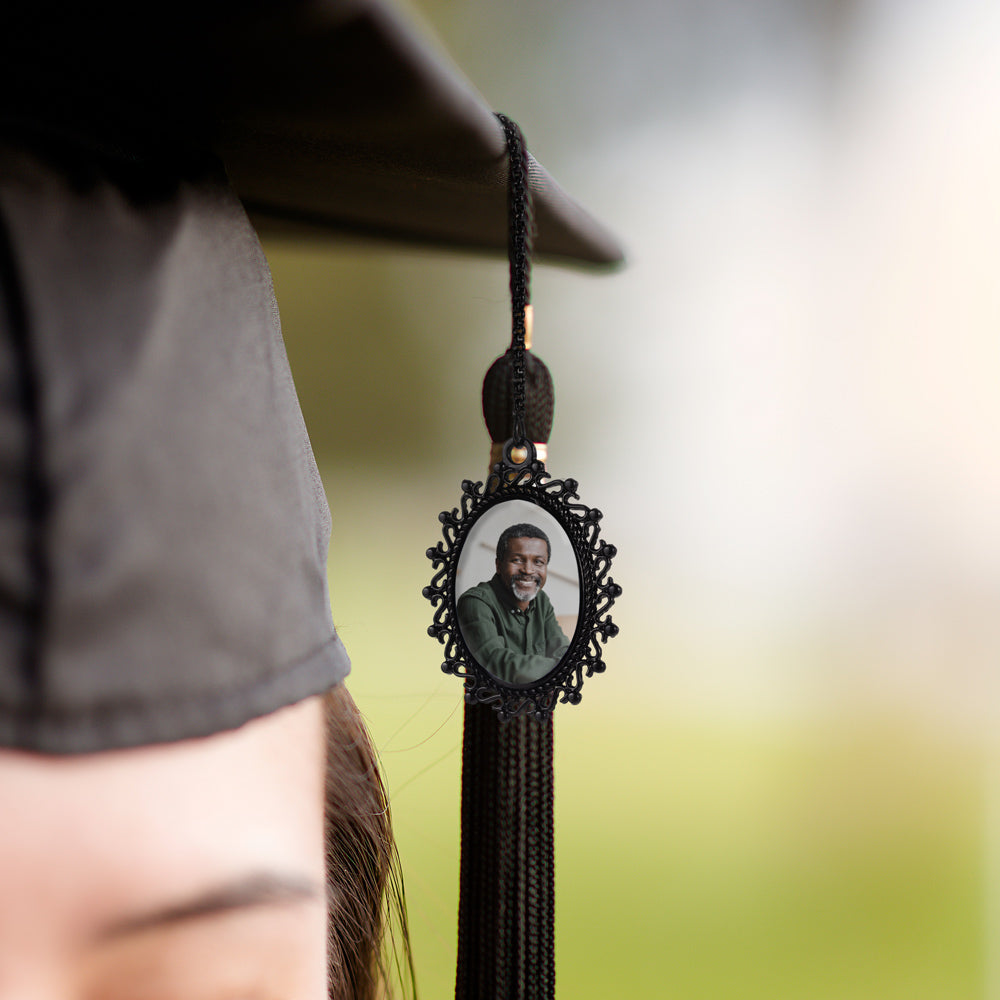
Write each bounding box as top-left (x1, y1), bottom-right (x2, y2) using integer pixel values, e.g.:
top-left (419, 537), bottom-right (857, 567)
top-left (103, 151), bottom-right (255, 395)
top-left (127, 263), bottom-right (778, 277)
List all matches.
top-left (424, 452), bottom-right (620, 719)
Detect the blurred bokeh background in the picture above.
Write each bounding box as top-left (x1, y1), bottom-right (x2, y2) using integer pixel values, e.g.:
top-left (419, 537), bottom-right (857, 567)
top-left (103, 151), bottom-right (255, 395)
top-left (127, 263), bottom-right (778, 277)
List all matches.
top-left (262, 0), bottom-right (998, 995)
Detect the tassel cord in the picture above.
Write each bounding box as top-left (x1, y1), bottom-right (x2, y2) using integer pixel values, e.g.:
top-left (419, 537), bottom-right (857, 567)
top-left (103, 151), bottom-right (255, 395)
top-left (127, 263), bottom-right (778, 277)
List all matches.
top-left (495, 113), bottom-right (534, 449)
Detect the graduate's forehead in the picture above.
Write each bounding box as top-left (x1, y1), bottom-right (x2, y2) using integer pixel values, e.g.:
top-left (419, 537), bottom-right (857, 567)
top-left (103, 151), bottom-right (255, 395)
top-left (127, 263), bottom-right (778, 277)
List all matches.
top-left (0, 697), bottom-right (326, 969)
top-left (502, 537), bottom-right (549, 560)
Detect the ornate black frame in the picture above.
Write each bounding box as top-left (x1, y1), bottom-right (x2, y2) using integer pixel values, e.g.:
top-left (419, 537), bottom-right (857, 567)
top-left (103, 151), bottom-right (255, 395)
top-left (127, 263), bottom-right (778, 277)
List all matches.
top-left (425, 446), bottom-right (620, 719)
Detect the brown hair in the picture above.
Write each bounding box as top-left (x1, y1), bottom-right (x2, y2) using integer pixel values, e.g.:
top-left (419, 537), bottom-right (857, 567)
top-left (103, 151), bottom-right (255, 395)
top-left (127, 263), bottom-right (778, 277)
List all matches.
top-left (322, 685), bottom-right (415, 1000)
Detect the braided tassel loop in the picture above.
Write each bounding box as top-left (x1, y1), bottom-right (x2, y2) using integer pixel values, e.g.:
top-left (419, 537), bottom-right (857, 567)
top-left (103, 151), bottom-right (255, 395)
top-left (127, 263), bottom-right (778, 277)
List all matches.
top-left (494, 114), bottom-right (535, 455)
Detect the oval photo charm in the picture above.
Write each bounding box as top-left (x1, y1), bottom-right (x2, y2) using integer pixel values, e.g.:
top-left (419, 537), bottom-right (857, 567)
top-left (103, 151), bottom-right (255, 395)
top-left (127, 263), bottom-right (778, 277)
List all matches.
top-left (425, 446), bottom-right (620, 719)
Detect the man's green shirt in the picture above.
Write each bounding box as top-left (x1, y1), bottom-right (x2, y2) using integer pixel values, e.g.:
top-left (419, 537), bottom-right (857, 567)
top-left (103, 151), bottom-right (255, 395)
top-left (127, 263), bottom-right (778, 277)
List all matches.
top-left (456, 574), bottom-right (571, 685)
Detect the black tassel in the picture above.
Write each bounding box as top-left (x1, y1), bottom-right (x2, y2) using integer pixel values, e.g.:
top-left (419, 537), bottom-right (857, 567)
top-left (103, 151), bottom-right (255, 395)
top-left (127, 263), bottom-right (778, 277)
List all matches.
top-left (454, 115), bottom-right (556, 1000)
top-left (455, 704), bottom-right (555, 1000)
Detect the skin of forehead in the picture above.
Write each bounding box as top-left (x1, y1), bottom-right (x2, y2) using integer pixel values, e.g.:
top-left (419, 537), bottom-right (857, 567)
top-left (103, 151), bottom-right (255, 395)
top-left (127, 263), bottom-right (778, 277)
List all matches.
top-left (0, 696), bottom-right (326, 988)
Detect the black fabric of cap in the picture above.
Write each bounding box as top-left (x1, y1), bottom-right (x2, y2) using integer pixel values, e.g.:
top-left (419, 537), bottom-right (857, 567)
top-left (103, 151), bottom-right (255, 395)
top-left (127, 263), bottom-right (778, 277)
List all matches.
top-left (219, 0), bottom-right (624, 264)
top-left (0, 0), bottom-right (624, 266)
top-left (0, 143), bottom-right (350, 754)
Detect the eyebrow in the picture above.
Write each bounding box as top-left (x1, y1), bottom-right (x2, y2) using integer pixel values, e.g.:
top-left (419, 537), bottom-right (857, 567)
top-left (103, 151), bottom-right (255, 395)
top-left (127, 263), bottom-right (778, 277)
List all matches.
top-left (96, 872), bottom-right (323, 941)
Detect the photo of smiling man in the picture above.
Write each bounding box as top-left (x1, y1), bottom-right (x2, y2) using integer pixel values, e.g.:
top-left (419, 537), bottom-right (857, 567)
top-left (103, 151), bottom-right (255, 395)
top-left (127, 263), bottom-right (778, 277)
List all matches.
top-left (456, 523), bottom-right (572, 685)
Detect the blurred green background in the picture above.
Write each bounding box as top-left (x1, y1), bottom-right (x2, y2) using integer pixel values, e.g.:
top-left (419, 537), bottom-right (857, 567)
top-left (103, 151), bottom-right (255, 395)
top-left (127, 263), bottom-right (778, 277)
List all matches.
top-left (263, 0), bottom-right (998, 996)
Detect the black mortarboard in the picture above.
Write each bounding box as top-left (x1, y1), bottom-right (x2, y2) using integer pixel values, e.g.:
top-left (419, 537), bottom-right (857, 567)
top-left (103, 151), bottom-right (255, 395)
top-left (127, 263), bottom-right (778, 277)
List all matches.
top-left (218, 0), bottom-right (625, 264)
top-left (0, 0), bottom-right (621, 755)
top-left (1, 0), bottom-right (623, 265)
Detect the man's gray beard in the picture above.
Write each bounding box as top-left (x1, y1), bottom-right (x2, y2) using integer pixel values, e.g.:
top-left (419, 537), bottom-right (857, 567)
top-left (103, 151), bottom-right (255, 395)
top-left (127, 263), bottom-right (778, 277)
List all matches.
top-left (511, 579), bottom-right (539, 603)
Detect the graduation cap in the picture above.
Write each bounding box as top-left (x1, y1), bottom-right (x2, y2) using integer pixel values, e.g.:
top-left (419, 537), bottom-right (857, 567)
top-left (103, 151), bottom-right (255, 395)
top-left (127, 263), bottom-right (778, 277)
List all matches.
top-left (2, 0), bottom-right (623, 266)
top-left (0, 0), bottom-right (621, 754)
top-left (221, 0), bottom-right (624, 265)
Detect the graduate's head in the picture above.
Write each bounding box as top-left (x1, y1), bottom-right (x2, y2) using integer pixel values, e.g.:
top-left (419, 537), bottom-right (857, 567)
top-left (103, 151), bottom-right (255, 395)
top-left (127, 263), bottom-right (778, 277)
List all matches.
top-left (496, 523), bottom-right (551, 607)
top-left (0, 686), bottom-right (406, 1000)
